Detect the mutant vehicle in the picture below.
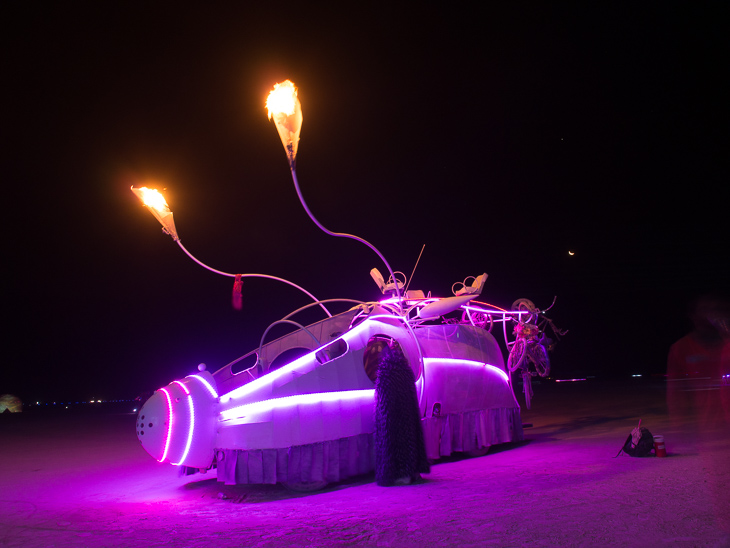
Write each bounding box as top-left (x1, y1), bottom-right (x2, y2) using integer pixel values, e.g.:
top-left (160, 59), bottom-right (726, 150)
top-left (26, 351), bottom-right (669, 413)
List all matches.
top-left (132, 80), bottom-right (548, 490)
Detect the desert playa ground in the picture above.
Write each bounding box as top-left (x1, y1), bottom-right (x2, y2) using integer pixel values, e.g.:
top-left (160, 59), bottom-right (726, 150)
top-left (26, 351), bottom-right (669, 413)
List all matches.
top-left (1, 379), bottom-right (728, 547)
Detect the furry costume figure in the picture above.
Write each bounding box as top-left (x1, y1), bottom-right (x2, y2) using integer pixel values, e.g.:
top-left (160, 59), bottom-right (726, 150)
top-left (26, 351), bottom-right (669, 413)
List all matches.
top-left (374, 341), bottom-right (430, 486)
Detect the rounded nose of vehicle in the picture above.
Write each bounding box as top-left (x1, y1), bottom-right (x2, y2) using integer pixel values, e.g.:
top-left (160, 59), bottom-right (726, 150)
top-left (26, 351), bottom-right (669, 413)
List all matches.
top-left (136, 391), bottom-right (169, 462)
top-left (135, 373), bottom-right (219, 468)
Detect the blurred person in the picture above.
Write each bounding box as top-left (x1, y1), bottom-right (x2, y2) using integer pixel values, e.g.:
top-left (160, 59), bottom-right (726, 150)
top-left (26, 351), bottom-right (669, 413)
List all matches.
top-left (667, 295), bottom-right (730, 539)
top-left (667, 295), bottom-right (730, 427)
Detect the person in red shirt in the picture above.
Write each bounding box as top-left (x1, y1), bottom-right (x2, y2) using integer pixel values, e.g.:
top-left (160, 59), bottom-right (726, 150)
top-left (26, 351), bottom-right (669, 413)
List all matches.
top-left (667, 295), bottom-right (730, 428)
top-left (667, 295), bottom-right (730, 538)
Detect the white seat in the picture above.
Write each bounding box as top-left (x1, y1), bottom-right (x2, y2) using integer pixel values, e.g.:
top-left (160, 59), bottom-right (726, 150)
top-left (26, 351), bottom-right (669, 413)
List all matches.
top-left (370, 268), bottom-right (405, 294)
top-left (455, 273), bottom-right (488, 296)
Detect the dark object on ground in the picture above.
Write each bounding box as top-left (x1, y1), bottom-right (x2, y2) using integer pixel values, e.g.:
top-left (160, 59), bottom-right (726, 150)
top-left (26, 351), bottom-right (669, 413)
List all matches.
top-left (616, 426), bottom-right (654, 457)
top-left (374, 341), bottom-right (430, 486)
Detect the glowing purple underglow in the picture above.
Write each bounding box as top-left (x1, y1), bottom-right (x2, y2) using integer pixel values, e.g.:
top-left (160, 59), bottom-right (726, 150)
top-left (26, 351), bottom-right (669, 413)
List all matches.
top-left (158, 388), bottom-right (173, 462)
top-left (422, 358), bottom-right (509, 383)
top-left (171, 381), bottom-right (194, 466)
top-left (555, 378), bottom-right (587, 383)
top-left (189, 374), bottom-right (218, 398)
top-left (219, 389), bottom-right (375, 422)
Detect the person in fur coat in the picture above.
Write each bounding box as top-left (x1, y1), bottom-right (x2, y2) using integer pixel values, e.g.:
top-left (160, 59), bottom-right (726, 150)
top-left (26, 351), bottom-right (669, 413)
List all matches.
top-left (373, 339), bottom-right (430, 486)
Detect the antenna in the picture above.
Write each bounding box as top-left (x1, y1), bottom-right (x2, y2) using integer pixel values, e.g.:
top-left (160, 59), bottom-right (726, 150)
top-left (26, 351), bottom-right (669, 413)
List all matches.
top-left (403, 244), bottom-right (426, 296)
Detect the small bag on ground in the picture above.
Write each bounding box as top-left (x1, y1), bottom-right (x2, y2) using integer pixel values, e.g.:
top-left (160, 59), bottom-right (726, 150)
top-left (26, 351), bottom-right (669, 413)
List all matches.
top-left (616, 425), bottom-right (654, 457)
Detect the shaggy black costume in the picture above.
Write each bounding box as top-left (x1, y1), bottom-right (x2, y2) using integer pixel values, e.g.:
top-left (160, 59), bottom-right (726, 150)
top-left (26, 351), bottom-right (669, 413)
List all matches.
top-left (374, 341), bottom-right (430, 486)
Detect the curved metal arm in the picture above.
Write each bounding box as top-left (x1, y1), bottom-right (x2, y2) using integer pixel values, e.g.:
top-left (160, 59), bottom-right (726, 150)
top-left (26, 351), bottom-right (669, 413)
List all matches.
top-left (289, 167), bottom-right (403, 306)
top-left (175, 239), bottom-right (331, 317)
top-left (257, 319), bottom-right (321, 370)
top-left (280, 299), bottom-right (366, 321)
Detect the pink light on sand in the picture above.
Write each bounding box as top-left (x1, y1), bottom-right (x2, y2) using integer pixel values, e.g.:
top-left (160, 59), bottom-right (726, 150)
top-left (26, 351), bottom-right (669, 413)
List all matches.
top-left (219, 389), bottom-right (375, 423)
top-left (423, 358), bottom-right (510, 383)
top-left (158, 388), bottom-right (174, 462)
top-left (171, 381), bottom-right (194, 466)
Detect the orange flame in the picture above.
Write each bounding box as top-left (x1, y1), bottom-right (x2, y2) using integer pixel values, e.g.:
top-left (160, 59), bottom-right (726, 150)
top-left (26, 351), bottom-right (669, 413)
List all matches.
top-left (266, 80), bottom-right (298, 119)
top-left (131, 186), bottom-right (179, 240)
top-left (135, 187), bottom-right (169, 213)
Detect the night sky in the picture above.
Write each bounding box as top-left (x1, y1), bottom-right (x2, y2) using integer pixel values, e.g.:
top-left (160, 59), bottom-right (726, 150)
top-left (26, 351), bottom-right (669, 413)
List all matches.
top-left (4, 4), bottom-right (727, 402)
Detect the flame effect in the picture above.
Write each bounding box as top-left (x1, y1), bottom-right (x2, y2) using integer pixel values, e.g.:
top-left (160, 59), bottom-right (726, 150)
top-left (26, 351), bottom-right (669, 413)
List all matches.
top-left (131, 186), bottom-right (179, 240)
top-left (266, 80), bottom-right (297, 119)
top-left (265, 80), bottom-right (302, 164)
top-left (135, 187), bottom-right (169, 213)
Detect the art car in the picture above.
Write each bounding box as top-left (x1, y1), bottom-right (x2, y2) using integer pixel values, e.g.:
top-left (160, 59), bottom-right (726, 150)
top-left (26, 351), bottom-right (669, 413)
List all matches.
top-left (132, 80), bottom-right (545, 490)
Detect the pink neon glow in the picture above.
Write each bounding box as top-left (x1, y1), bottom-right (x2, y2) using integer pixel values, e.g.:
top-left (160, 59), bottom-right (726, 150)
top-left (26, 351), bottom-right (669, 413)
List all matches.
top-left (220, 350), bottom-right (316, 404)
top-left (220, 389), bottom-right (375, 422)
top-left (555, 378), bottom-right (587, 383)
top-left (189, 374), bottom-right (218, 398)
top-left (340, 314), bottom-right (410, 343)
top-left (159, 388), bottom-right (174, 462)
top-left (171, 381), bottom-right (194, 466)
top-left (376, 294), bottom-right (436, 308)
top-left (221, 316), bottom-right (387, 404)
top-left (422, 358), bottom-right (510, 383)
top-left (220, 313), bottom-right (425, 406)
top-left (470, 300), bottom-right (508, 312)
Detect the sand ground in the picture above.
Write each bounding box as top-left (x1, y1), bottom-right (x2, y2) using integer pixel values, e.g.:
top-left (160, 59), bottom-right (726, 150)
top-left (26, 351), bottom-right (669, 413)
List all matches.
top-left (1, 379), bottom-right (728, 547)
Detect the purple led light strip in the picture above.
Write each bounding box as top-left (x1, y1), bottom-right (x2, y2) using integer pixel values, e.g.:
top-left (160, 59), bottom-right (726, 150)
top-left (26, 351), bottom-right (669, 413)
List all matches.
top-left (219, 350), bottom-right (317, 405)
top-left (220, 389), bottom-right (375, 422)
top-left (189, 374), bottom-right (218, 398)
top-left (220, 315), bottom-right (424, 406)
top-left (221, 316), bottom-right (379, 404)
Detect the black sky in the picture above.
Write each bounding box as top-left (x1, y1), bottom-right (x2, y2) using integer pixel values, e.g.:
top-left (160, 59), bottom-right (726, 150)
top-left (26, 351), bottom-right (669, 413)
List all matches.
top-left (4, 4), bottom-right (727, 401)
